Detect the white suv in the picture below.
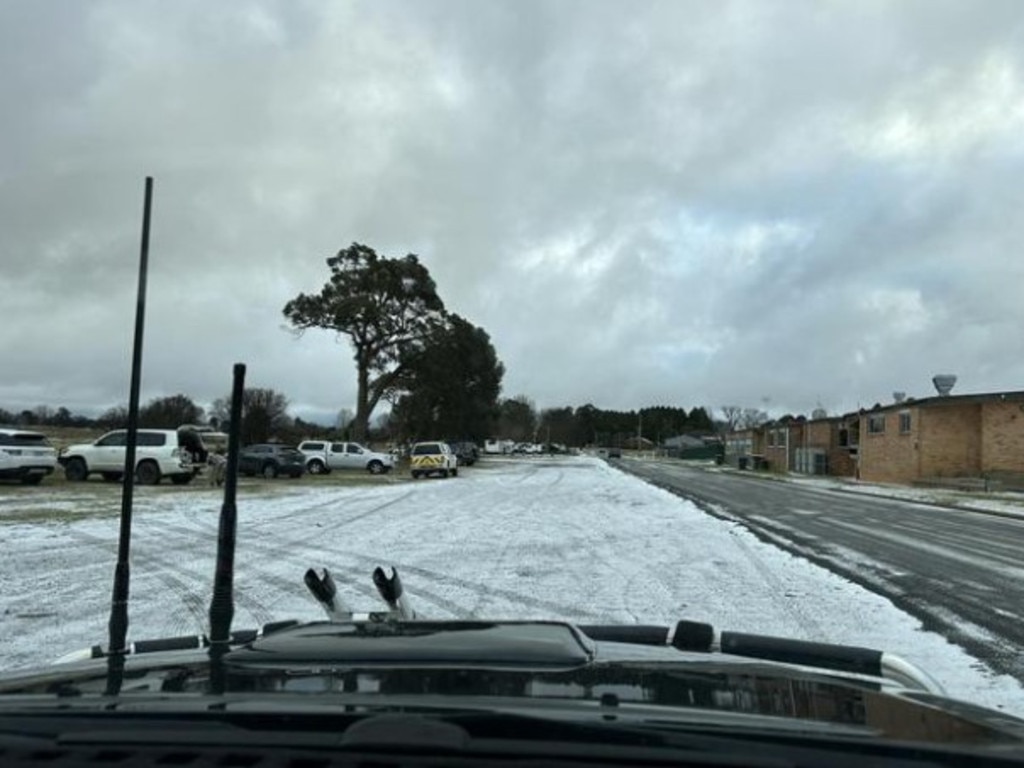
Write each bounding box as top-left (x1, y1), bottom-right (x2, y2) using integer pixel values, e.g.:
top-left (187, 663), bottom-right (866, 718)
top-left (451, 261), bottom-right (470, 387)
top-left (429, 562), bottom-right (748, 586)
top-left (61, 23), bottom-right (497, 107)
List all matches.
top-left (0, 428), bottom-right (58, 485)
top-left (59, 428), bottom-right (207, 485)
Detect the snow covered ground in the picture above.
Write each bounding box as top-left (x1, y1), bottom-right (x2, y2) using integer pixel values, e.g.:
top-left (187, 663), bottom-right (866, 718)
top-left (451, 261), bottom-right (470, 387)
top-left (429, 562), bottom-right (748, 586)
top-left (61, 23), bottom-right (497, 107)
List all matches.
top-left (1, 455), bottom-right (1022, 714)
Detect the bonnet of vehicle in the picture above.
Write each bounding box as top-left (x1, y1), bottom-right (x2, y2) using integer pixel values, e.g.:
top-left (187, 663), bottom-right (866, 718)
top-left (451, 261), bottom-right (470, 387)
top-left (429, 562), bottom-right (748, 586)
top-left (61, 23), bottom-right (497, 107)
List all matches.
top-left (3, 613), bottom-right (1024, 767)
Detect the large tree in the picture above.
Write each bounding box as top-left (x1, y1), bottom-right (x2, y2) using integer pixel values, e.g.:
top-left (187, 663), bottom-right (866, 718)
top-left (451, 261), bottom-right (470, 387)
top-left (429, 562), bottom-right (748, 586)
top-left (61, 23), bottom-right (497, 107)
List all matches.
top-left (283, 243), bottom-right (447, 441)
top-left (211, 388), bottom-right (291, 444)
top-left (538, 406), bottom-right (575, 446)
top-left (390, 314), bottom-right (504, 441)
top-left (138, 394), bottom-right (204, 428)
top-left (98, 405), bottom-right (129, 429)
top-left (498, 395), bottom-right (538, 443)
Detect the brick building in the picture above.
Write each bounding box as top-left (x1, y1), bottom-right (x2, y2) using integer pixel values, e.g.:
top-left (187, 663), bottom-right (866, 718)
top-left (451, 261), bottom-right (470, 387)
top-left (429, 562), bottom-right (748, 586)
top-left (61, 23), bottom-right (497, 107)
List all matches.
top-left (724, 428), bottom-right (758, 468)
top-left (762, 417), bottom-right (806, 472)
top-left (857, 391), bottom-right (1024, 484)
top-left (727, 417), bottom-right (854, 475)
top-left (792, 416), bottom-right (858, 477)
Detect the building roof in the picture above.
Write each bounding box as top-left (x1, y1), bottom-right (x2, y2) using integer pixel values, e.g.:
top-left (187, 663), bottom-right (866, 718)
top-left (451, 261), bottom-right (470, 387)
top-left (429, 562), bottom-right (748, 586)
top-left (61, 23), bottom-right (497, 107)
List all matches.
top-left (856, 390), bottom-right (1024, 415)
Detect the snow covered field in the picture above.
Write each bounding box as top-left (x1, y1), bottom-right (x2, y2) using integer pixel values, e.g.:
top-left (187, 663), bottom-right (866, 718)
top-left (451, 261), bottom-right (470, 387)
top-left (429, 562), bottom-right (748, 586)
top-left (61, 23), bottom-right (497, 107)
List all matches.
top-left (1, 455), bottom-right (1022, 714)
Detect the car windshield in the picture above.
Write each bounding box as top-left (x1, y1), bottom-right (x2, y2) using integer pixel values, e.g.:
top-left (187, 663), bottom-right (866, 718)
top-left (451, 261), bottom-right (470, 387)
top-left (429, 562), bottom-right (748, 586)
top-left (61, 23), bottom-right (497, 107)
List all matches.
top-left (3, 0), bottom-right (1024, 754)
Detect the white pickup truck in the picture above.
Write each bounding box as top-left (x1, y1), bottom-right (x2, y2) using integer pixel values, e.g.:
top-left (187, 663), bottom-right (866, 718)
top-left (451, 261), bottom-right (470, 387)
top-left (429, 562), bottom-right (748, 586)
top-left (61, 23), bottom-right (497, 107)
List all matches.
top-left (297, 441), bottom-right (395, 475)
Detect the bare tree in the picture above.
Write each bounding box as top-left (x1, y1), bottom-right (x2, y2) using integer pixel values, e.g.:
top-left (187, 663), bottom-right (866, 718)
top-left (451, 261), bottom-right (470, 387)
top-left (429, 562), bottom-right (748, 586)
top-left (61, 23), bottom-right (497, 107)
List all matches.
top-left (719, 405), bottom-right (744, 433)
top-left (720, 405), bottom-right (769, 433)
top-left (739, 408), bottom-right (770, 429)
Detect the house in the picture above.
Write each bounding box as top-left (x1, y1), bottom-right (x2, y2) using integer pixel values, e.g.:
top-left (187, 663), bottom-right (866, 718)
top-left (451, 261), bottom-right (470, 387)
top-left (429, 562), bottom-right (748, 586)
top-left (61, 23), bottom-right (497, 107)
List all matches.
top-left (857, 390), bottom-right (1024, 484)
top-left (727, 415), bottom-right (857, 476)
top-left (762, 417), bottom-right (806, 472)
top-left (723, 428), bottom-right (764, 469)
top-left (792, 415), bottom-right (858, 477)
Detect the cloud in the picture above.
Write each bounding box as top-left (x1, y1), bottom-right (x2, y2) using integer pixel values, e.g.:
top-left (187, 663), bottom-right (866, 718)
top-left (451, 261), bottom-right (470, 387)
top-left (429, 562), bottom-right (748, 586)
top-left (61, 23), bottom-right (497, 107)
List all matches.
top-left (3, 0), bottom-right (1024, 423)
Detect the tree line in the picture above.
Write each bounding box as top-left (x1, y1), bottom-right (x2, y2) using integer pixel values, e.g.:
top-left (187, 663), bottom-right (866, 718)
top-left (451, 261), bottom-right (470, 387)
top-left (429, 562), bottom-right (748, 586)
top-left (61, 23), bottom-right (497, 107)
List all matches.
top-left (3, 395), bottom-right (716, 448)
top-left (0, 391), bottom-right (312, 447)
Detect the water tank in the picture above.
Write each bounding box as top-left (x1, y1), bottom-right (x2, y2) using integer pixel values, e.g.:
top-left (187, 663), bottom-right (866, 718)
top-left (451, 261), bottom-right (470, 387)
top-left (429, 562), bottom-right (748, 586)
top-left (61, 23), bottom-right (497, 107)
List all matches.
top-left (932, 375), bottom-right (957, 397)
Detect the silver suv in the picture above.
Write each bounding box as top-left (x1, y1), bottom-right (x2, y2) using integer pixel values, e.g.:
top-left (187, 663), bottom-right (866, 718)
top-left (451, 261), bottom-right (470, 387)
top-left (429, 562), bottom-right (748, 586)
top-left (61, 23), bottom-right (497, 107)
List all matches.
top-left (0, 428), bottom-right (58, 485)
top-left (59, 428), bottom-right (207, 485)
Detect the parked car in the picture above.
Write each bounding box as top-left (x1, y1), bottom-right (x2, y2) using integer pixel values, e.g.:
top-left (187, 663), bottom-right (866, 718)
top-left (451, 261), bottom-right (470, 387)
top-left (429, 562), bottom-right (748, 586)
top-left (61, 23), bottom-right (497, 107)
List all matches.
top-left (0, 428), bottom-right (58, 485)
top-left (238, 444), bottom-right (306, 479)
top-left (409, 441), bottom-right (458, 479)
top-left (513, 442), bottom-right (543, 454)
top-left (59, 428), bottom-right (206, 485)
top-left (483, 439), bottom-right (514, 454)
top-left (607, 447), bottom-right (622, 459)
top-left (447, 441), bottom-right (479, 466)
top-left (296, 440), bottom-right (394, 475)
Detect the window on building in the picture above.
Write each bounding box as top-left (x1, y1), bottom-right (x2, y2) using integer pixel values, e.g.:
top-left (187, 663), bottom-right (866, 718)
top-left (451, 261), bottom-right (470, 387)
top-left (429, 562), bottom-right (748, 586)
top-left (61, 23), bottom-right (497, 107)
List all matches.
top-left (838, 428), bottom-right (848, 447)
top-left (899, 412), bottom-right (911, 434)
top-left (767, 432), bottom-right (775, 447)
top-left (867, 414), bottom-right (885, 434)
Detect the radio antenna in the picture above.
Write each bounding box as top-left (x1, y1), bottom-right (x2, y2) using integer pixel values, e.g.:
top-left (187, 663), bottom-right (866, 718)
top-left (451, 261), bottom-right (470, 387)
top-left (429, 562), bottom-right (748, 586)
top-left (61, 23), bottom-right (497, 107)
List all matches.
top-left (105, 176), bottom-right (154, 696)
top-left (209, 362), bottom-right (246, 694)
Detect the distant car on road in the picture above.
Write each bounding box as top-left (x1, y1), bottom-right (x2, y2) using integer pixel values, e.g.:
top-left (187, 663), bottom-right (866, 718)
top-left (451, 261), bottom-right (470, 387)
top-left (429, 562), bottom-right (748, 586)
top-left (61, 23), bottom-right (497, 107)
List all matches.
top-left (238, 444), bottom-right (306, 479)
top-left (410, 441), bottom-right (458, 479)
top-left (607, 447), bottom-right (622, 459)
top-left (0, 428), bottom-right (58, 485)
top-left (297, 441), bottom-right (394, 475)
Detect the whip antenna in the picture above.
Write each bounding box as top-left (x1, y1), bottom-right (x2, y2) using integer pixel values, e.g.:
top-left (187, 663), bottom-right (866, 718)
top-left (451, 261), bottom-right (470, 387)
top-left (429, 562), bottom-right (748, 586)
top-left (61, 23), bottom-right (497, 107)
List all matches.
top-left (209, 362), bottom-right (246, 694)
top-left (104, 176), bottom-right (154, 697)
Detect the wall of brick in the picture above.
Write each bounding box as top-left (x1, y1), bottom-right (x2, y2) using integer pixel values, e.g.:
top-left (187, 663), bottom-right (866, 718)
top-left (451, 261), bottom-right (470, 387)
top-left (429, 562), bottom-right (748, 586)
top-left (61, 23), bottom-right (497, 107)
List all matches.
top-left (793, 419), bottom-right (854, 476)
top-left (762, 423), bottom-right (806, 472)
top-left (724, 429), bottom-right (754, 467)
top-left (980, 401), bottom-right (1024, 472)
top-left (858, 408), bottom-right (920, 483)
top-left (918, 403), bottom-right (981, 478)
top-left (804, 420), bottom-right (832, 449)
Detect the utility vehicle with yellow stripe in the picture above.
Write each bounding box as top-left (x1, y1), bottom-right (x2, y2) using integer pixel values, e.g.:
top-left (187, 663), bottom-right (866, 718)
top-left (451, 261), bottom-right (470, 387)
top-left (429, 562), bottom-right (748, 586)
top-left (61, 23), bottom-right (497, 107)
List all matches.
top-left (409, 441), bottom-right (458, 479)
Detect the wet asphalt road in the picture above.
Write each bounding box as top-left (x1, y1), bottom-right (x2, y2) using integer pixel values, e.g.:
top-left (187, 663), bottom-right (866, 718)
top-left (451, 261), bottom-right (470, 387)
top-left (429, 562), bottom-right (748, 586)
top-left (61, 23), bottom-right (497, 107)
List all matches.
top-left (618, 458), bottom-right (1024, 684)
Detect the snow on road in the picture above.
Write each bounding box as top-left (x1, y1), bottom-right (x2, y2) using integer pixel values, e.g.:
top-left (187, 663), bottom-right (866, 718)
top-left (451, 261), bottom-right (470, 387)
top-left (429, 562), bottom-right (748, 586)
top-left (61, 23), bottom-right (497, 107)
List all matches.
top-left (1, 456), bottom-right (1022, 714)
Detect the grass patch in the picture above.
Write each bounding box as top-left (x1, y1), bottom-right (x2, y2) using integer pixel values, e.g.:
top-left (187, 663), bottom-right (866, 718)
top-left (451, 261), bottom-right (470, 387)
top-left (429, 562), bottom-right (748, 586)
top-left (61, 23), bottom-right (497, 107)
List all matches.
top-left (0, 467), bottom-right (419, 525)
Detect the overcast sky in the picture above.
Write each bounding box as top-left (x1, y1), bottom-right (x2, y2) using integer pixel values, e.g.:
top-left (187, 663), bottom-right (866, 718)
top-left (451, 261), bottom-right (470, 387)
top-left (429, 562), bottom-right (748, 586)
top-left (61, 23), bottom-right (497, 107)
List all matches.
top-left (3, 1), bottom-right (1024, 424)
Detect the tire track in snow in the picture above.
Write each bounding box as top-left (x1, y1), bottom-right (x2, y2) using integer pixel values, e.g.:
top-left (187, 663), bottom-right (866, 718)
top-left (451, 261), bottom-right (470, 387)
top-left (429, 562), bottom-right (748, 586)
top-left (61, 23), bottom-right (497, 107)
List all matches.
top-left (136, 490), bottom-right (478, 620)
top-left (63, 527), bottom-right (278, 632)
top-left (62, 528), bottom-right (214, 635)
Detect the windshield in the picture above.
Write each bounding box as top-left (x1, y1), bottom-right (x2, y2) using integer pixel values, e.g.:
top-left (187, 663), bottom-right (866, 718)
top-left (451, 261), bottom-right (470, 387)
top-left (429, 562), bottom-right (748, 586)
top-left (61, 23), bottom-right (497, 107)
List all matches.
top-left (2, 0), bottom-right (1024, 754)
